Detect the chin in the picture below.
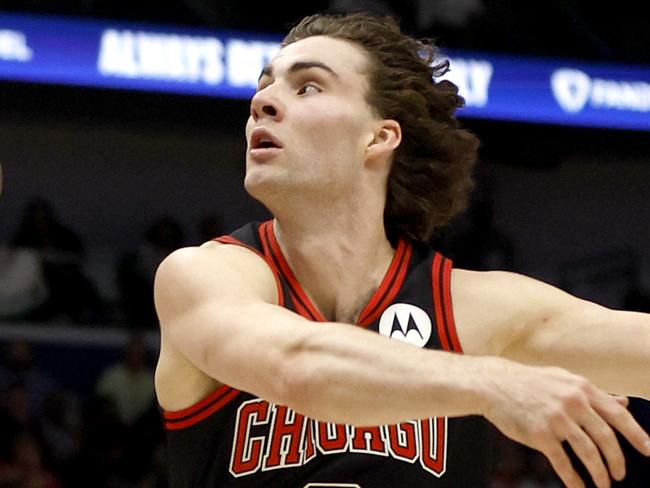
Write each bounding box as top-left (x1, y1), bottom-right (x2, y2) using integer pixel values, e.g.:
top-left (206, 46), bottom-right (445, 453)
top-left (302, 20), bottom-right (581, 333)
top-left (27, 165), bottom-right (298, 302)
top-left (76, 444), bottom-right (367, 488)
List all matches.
top-left (245, 171), bottom-right (280, 201)
top-left (244, 165), bottom-right (269, 192)
top-left (245, 171), bottom-right (304, 210)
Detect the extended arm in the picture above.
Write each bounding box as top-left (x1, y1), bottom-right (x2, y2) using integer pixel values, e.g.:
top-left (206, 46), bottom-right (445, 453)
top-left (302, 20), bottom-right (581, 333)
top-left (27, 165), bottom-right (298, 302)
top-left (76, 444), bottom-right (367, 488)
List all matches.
top-left (452, 269), bottom-right (650, 400)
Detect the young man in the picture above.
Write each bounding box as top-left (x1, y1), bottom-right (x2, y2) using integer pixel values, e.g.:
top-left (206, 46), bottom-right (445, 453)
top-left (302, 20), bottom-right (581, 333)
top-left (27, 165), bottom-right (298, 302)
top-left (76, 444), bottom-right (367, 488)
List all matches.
top-left (154, 13), bottom-right (650, 488)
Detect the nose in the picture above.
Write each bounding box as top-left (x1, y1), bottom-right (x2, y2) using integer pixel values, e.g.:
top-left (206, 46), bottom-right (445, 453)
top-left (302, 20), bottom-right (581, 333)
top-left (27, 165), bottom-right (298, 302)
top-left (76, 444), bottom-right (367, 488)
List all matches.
top-left (249, 89), bottom-right (283, 122)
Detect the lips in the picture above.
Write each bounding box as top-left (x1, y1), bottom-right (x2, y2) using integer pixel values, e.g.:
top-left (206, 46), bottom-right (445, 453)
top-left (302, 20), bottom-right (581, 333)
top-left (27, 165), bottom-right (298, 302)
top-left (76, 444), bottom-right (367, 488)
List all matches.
top-left (250, 127), bottom-right (283, 150)
top-left (248, 127), bottom-right (283, 162)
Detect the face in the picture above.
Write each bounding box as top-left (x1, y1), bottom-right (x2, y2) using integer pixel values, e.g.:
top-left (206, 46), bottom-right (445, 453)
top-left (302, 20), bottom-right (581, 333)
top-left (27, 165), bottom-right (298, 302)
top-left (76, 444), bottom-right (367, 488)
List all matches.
top-left (244, 36), bottom-right (381, 207)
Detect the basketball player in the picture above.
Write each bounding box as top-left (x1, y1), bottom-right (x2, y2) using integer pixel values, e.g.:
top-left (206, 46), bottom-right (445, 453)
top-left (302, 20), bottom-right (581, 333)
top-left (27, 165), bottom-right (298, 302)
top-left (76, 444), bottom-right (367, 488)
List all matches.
top-left (154, 13), bottom-right (650, 488)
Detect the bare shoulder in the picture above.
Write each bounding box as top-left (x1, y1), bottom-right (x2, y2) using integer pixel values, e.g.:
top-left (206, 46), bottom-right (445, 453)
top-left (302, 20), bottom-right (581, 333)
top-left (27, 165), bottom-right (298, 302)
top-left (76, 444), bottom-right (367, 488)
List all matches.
top-left (450, 268), bottom-right (574, 356)
top-left (154, 241), bottom-right (278, 411)
top-left (158, 240), bottom-right (275, 290)
top-left (155, 240), bottom-right (278, 317)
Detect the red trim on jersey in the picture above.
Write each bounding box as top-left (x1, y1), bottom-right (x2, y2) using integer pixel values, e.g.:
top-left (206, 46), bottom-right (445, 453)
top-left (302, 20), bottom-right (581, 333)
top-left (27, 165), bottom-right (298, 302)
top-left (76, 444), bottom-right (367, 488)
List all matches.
top-left (258, 221), bottom-right (276, 269)
top-left (356, 238), bottom-right (406, 324)
top-left (432, 253), bottom-right (451, 351)
top-left (357, 240), bottom-right (413, 327)
top-left (432, 254), bottom-right (462, 353)
top-left (290, 292), bottom-right (313, 319)
top-left (256, 221), bottom-right (288, 309)
top-left (265, 222), bottom-right (328, 322)
top-left (214, 231), bottom-right (285, 307)
top-left (162, 385), bottom-right (241, 430)
top-left (214, 235), bottom-right (250, 248)
top-left (162, 384), bottom-right (232, 420)
top-left (258, 221), bottom-right (413, 328)
top-left (441, 257), bottom-right (463, 353)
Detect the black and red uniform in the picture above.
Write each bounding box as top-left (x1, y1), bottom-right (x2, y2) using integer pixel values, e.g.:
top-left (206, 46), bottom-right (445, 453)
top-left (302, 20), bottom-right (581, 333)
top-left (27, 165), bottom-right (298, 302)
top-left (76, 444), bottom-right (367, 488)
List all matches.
top-left (161, 220), bottom-right (492, 487)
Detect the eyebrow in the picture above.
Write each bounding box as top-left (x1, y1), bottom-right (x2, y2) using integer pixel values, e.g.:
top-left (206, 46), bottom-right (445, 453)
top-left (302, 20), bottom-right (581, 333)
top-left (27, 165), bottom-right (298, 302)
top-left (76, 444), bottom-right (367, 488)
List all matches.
top-left (258, 61), bottom-right (339, 82)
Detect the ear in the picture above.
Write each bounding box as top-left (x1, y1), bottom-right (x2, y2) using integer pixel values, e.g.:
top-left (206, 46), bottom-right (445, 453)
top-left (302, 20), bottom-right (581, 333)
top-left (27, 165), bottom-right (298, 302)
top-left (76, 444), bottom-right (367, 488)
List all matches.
top-left (365, 119), bottom-right (402, 165)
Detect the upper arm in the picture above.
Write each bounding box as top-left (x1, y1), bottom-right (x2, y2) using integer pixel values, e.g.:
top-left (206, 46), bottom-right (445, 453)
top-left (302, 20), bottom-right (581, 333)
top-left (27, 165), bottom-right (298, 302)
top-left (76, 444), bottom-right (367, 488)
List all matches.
top-left (453, 269), bottom-right (650, 397)
top-left (154, 242), bottom-right (309, 405)
top-left (451, 268), bottom-right (599, 358)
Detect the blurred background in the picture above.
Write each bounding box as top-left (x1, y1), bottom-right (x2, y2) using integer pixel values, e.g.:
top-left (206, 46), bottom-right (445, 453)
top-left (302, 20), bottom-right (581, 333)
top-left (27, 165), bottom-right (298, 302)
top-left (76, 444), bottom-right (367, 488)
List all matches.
top-left (1, 1), bottom-right (649, 487)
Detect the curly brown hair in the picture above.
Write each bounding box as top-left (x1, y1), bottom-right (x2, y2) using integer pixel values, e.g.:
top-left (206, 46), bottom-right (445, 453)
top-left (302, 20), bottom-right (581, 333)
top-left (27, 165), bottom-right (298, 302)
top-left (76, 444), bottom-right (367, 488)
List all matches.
top-left (283, 12), bottom-right (479, 243)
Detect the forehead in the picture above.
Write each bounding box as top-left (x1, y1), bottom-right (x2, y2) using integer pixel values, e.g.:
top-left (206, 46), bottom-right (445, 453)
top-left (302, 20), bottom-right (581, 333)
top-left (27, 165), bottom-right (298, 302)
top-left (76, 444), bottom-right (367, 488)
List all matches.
top-left (270, 35), bottom-right (370, 81)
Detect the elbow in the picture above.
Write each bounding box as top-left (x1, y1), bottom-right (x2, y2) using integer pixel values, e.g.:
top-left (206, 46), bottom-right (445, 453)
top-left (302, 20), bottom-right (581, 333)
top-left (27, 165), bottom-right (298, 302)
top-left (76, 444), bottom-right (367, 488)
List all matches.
top-left (273, 343), bottom-right (316, 414)
top-left (272, 337), bottom-right (361, 425)
top-left (271, 332), bottom-right (337, 421)
top-left (277, 360), bottom-right (347, 424)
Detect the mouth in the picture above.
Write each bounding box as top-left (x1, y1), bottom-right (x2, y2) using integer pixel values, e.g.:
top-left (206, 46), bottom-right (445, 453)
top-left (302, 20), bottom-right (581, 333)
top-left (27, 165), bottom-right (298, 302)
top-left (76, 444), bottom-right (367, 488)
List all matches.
top-left (250, 128), bottom-right (283, 150)
top-left (254, 139), bottom-right (281, 149)
top-left (248, 128), bottom-right (284, 162)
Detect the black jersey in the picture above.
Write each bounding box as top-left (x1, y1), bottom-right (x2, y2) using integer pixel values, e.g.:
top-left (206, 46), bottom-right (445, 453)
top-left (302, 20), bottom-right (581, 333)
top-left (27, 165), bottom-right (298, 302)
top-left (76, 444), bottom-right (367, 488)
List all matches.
top-left (162, 221), bottom-right (492, 487)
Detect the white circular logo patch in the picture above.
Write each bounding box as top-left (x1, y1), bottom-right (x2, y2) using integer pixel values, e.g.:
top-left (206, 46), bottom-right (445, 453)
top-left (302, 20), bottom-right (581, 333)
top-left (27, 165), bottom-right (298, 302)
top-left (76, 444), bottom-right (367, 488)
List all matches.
top-left (378, 303), bottom-right (432, 348)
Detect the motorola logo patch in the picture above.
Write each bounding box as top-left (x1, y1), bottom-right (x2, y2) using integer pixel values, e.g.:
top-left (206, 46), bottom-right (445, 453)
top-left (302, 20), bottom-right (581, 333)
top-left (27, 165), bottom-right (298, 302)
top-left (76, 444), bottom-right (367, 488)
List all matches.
top-left (378, 304), bottom-right (432, 348)
top-left (551, 68), bottom-right (591, 113)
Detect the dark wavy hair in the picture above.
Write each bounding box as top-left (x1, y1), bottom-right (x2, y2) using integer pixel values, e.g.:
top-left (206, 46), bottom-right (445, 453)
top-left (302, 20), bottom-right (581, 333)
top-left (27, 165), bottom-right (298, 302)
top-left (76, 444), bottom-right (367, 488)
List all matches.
top-left (283, 13), bottom-right (479, 243)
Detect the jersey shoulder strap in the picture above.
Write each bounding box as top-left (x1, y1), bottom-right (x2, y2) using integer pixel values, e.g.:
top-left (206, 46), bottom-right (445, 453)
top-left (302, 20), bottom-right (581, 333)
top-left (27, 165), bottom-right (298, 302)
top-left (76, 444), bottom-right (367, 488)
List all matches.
top-left (213, 220), bottom-right (285, 306)
top-left (213, 221), bottom-right (264, 253)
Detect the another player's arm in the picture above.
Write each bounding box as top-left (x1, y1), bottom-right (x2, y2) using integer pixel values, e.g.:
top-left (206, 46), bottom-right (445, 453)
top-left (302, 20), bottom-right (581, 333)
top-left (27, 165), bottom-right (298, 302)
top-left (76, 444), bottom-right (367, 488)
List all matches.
top-left (154, 243), bottom-right (491, 426)
top-left (453, 269), bottom-right (650, 400)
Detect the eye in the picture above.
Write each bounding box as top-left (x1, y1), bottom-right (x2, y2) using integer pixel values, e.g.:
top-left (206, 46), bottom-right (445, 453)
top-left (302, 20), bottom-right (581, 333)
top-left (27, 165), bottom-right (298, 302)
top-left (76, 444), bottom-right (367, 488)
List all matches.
top-left (256, 75), bottom-right (273, 93)
top-left (297, 83), bottom-right (321, 95)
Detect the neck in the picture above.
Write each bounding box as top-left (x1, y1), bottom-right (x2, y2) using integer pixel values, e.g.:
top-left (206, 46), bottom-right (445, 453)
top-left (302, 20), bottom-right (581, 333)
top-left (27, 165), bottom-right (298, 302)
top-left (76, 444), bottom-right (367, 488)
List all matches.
top-left (272, 200), bottom-right (395, 323)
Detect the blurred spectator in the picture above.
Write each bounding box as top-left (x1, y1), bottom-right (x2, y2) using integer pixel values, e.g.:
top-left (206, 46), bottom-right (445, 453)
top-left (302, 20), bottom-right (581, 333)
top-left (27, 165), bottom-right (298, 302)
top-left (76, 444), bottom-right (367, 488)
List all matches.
top-left (0, 379), bottom-right (60, 488)
top-left (137, 441), bottom-right (169, 488)
top-left (11, 197), bottom-right (104, 324)
top-left (95, 335), bottom-right (155, 427)
top-left (117, 217), bottom-right (185, 328)
top-left (81, 334), bottom-right (159, 486)
top-left (0, 382), bottom-right (32, 438)
top-left (65, 394), bottom-right (130, 487)
top-left (36, 388), bottom-right (82, 480)
top-left (12, 197), bottom-right (80, 253)
top-left (0, 338), bottom-right (164, 486)
top-left (0, 245), bottom-right (48, 320)
top-left (0, 429), bottom-right (62, 488)
top-left (0, 340), bottom-right (55, 419)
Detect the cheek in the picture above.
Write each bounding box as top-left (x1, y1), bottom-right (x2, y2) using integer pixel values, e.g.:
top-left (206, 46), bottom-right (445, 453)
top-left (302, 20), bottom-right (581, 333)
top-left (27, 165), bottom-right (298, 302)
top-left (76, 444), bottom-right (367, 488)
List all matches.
top-left (244, 116), bottom-right (254, 144)
top-left (309, 112), bottom-right (367, 154)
